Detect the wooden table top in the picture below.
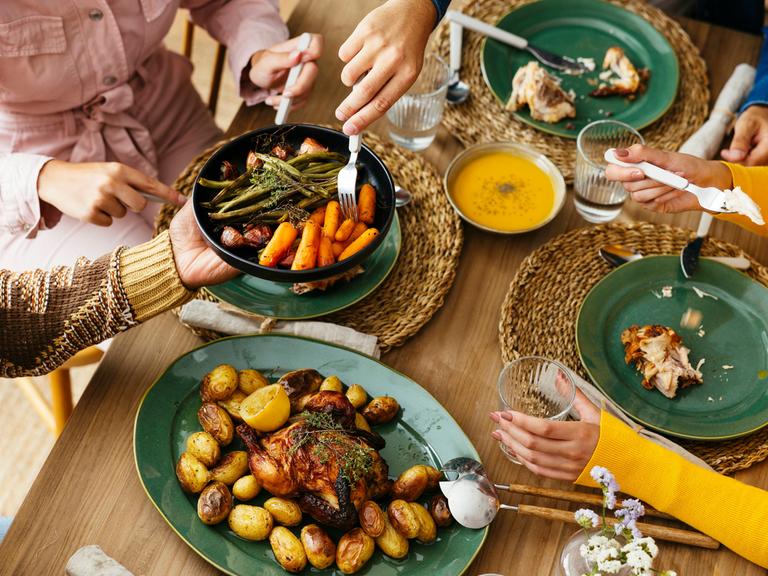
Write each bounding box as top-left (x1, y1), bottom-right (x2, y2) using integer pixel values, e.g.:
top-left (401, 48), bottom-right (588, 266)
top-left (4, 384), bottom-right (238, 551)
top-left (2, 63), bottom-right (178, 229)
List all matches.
top-left (2, 3), bottom-right (766, 575)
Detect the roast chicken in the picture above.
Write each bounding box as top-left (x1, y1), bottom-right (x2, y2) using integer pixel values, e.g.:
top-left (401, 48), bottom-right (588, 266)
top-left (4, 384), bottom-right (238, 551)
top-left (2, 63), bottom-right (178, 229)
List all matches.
top-left (237, 389), bottom-right (390, 530)
top-left (506, 61), bottom-right (576, 123)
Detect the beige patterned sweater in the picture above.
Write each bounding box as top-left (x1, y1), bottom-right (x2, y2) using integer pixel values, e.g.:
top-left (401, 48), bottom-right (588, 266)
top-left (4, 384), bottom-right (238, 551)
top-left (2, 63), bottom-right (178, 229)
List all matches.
top-left (0, 232), bottom-right (192, 377)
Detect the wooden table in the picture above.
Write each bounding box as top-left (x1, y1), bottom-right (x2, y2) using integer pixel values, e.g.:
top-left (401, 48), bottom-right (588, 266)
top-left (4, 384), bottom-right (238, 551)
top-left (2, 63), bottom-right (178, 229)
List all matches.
top-left (2, 3), bottom-right (766, 575)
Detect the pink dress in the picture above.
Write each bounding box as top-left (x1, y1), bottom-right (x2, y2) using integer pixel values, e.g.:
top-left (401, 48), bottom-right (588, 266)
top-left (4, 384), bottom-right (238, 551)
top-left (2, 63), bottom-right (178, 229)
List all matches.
top-left (0, 0), bottom-right (287, 271)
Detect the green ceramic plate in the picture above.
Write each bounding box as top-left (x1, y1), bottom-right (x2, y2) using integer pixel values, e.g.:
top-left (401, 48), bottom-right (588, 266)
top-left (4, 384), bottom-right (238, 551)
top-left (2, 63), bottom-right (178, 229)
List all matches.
top-left (576, 256), bottom-right (768, 440)
top-left (134, 334), bottom-right (487, 575)
top-left (205, 215), bottom-right (401, 320)
top-left (481, 0), bottom-right (679, 138)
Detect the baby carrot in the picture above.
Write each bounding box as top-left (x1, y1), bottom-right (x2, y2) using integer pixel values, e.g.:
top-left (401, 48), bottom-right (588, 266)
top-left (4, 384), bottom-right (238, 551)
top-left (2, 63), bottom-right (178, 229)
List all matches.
top-left (323, 200), bottom-right (341, 238)
top-left (338, 228), bottom-right (379, 261)
top-left (259, 222), bottom-right (298, 267)
top-left (309, 205), bottom-right (326, 227)
top-left (317, 236), bottom-right (335, 267)
top-left (291, 220), bottom-right (321, 270)
top-left (358, 183), bottom-right (376, 225)
top-left (334, 217), bottom-right (355, 242)
top-left (348, 221), bottom-right (368, 243)
top-left (331, 241), bottom-right (346, 259)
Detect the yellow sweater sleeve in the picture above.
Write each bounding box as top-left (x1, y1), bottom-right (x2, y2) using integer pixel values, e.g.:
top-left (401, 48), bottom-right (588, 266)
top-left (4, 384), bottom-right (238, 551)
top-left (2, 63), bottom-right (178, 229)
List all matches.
top-left (575, 411), bottom-right (768, 568)
top-left (716, 162), bottom-right (768, 236)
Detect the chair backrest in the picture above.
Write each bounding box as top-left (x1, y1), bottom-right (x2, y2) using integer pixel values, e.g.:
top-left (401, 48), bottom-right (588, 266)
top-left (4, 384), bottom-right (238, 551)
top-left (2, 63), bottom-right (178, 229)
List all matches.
top-left (182, 15), bottom-right (227, 116)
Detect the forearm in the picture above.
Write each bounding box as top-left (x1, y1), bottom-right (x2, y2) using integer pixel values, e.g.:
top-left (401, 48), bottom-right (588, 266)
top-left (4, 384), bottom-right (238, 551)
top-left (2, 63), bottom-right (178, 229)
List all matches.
top-left (575, 411), bottom-right (768, 568)
top-left (0, 232), bottom-right (192, 377)
top-left (716, 162), bottom-right (768, 236)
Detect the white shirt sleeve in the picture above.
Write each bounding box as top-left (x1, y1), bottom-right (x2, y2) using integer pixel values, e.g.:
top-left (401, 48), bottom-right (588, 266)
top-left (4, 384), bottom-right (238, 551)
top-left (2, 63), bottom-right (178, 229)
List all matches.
top-left (0, 153), bottom-right (52, 238)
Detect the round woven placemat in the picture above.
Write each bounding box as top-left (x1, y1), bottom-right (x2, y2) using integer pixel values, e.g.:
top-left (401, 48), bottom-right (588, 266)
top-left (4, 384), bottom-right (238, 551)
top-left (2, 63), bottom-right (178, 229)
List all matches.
top-left (498, 223), bottom-right (768, 474)
top-left (154, 130), bottom-right (463, 353)
top-left (433, 0), bottom-right (709, 182)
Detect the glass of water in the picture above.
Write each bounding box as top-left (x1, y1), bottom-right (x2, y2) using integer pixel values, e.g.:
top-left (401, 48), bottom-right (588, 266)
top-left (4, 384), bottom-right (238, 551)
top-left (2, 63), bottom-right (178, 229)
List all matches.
top-left (574, 119), bottom-right (644, 223)
top-left (387, 53), bottom-right (449, 151)
top-left (497, 356), bottom-right (575, 464)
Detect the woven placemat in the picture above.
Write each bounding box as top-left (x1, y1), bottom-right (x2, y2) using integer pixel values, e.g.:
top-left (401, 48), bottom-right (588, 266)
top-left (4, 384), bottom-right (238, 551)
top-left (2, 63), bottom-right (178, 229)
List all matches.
top-left (498, 223), bottom-right (768, 474)
top-left (433, 0), bottom-right (710, 182)
top-left (154, 130), bottom-right (463, 353)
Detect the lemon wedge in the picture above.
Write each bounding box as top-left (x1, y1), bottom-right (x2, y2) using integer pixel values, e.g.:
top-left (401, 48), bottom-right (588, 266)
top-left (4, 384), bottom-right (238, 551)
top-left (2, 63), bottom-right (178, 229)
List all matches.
top-left (240, 384), bottom-right (290, 432)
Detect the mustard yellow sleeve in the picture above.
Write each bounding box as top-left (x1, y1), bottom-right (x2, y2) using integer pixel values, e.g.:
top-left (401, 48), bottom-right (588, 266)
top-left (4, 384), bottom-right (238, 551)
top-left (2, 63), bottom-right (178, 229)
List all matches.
top-left (717, 162), bottom-right (768, 236)
top-left (575, 411), bottom-right (768, 568)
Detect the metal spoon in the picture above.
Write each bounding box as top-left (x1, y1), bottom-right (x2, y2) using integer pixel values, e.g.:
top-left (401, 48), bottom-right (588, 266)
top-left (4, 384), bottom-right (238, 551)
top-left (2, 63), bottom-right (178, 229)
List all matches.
top-left (441, 457), bottom-right (486, 481)
top-left (599, 244), bottom-right (750, 270)
top-left (395, 185), bottom-right (412, 208)
top-left (447, 20), bottom-right (470, 104)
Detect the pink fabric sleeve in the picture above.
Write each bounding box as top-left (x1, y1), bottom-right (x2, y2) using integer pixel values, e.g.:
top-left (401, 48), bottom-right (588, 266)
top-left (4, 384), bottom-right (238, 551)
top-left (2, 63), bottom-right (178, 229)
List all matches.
top-left (182, 0), bottom-right (289, 106)
top-left (0, 153), bottom-right (52, 239)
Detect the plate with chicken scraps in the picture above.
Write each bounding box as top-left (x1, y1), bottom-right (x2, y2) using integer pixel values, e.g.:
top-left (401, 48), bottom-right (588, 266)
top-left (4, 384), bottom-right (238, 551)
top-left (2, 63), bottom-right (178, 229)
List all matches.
top-left (481, 0), bottom-right (679, 138)
top-left (576, 256), bottom-right (768, 440)
top-left (134, 334), bottom-right (487, 575)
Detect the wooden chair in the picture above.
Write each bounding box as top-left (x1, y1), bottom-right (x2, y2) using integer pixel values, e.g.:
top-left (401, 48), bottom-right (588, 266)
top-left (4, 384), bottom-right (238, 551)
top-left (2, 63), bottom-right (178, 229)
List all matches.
top-left (182, 15), bottom-right (228, 116)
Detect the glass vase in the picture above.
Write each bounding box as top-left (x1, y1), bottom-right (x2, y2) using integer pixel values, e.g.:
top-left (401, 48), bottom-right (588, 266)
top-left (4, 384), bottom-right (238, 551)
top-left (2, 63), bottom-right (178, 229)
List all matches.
top-left (560, 529), bottom-right (633, 576)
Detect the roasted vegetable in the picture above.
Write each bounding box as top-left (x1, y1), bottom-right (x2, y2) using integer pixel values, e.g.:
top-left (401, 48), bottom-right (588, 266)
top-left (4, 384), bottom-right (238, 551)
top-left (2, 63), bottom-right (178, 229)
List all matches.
top-left (318, 236), bottom-right (335, 267)
top-left (259, 222), bottom-right (298, 268)
top-left (209, 451), bottom-right (249, 485)
top-left (345, 384), bottom-right (368, 410)
top-left (218, 389), bottom-right (247, 421)
top-left (319, 375), bottom-right (343, 393)
top-left (323, 200), bottom-right (341, 238)
top-left (228, 504), bottom-right (273, 541)
top-left (301, 524), bottom-right (336, 570)
top-left (232, 474), bottom-right (262, 501)
top-left (175, 452), bottom-right (209, 494)
top-left (336, 528), bottom-right (375, 574)
top-left (429, 494), bottom-right (453, 527)
top-left (197, 481), bottom-right (232, 525)
top-left (309, 205), bottom-right (327, 226)
top-left (392, 465), bottom-right (430, 501)
top-left (411, 502), bottom-right (437, 543)
top-left (375, 515), bottom-right (409, 559)
top-left (270, 526), bottom-right (308, 573)
top-left (264, 497), bottom-right (302, 526)
top-left (238, 369), bottom-right (269, 394)
top-left (358, 500), bottom-right (386, 538)
top-left (361, 396), bottom-right (400, 425)
top-left (185, 431), bottom-right (221, 467)
top-left (291, 220), bottom-right (321, 271)
top-left (422, 464), bottom-right (442, 490)
top-left (198, 402), bottom-right (235, 445)
top-left (339, 228), bottom-right (379, 261)
top-left (335, 218), bottom-right (355, 242)
top-left (354, 412), bottom-right (371, 433)
top-left (358, 183), bottom-right (376, 225)
top-left (278, 368), bottom-right (323, 412)
top-left (200, 364), bottom-right (239, 402)
top-left (388, 499), bottom-right (420, 539)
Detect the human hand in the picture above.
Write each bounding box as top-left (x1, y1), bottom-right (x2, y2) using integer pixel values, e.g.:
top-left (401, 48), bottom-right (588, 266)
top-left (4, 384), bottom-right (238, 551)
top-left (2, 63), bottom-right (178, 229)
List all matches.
top-left (37, 160), bottom-right (185, 226)
top-left (489, 387), bottom-right (601, 481)
top-left (604, 144), bottom-right (732, 214)
top-left (335, 0), bottom-right (436, 135)
top-left (721, 105), bottom-right (768, 166)
top-left (249, 34), bottom-right (323, 111)
top-left (168, 202), bottom-right (239, 290)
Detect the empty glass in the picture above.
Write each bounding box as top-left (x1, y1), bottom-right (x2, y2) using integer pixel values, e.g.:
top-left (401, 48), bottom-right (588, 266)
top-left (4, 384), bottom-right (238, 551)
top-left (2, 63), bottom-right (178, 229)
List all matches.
top-left (497, 356), bottom-right (576, 464)
top-left (574, 120), bottom-right (644, 223)
top-left (387, 53), bottom-right (449, 151)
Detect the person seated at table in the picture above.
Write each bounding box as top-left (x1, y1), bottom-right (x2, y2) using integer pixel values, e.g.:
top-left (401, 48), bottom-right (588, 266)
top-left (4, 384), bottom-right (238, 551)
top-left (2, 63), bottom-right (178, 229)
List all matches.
top-left (489, 390), bottom-right (768, 568)
top-left (0, 201), bottom-right (237, 378)
top-left (0, 1), bottom-right (322, 272)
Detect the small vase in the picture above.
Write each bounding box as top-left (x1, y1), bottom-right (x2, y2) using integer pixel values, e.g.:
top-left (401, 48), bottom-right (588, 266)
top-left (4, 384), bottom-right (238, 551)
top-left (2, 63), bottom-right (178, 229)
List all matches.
top-left (560, 529), bottom-right (633, 576)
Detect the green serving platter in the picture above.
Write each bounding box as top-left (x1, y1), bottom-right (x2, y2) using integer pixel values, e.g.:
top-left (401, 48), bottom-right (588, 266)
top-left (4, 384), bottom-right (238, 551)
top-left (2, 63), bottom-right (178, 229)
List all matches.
top-left (576, 256), bottom-right (768, 440)
top-left (205, 214), bottom-right (401, 320)
top-left (481, 0), bottom-right (679, 138)
top-left (134, 334), bottom-right (487, 575)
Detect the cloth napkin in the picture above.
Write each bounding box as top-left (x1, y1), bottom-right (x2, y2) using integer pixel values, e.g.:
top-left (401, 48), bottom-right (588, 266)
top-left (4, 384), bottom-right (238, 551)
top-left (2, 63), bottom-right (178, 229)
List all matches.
top-left (179, 299), bottom-right (381, 358)
top-left (66, 545), bottom-right (134, 576)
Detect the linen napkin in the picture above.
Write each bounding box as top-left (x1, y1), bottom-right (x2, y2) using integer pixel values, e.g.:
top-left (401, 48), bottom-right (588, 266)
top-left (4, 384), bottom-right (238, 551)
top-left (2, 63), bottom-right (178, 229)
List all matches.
top-left (66, 545), bottom-right (134, 576)
top-left (179, 299), bottom-right (381, 358)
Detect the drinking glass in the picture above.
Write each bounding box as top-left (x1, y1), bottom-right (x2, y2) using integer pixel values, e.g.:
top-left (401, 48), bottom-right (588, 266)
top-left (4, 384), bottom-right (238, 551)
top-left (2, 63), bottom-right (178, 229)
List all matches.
top-left (386, 53), bottom-right (449, 151)
top-left (497, 356), bottom-right (576, 464)
top-left (574, 120), bottom-right (644, 223)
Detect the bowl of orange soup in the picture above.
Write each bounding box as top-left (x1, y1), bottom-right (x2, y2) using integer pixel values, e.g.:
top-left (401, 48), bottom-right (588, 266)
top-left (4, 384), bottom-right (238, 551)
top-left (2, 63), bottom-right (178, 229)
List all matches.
top-left (444, 142), bottom-right (565, 234)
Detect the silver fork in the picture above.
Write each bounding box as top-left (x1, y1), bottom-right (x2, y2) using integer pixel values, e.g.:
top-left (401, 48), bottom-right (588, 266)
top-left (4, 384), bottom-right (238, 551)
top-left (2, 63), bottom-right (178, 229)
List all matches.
top-left (337, 133), bottom-right (361, 221)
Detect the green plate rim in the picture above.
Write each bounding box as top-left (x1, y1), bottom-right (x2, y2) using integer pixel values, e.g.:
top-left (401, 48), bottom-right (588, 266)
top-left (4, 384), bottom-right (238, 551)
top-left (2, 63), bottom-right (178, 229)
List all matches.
top-left (203, 214), bottom-right (402, 320)
top-left (133, 333), bottom-right (489, 575)
top-left (479, 0), bottom-right (680, 138)
top-left (575, 255), bottom-right (768, 441)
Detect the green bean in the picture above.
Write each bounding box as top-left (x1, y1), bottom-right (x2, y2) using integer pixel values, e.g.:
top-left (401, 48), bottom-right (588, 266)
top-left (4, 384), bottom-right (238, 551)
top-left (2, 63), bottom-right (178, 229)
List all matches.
top-left (209, 170), bottom-right (253, 205)
top-left (198, 177), bottom-right (234, 189)
top-left (287, 151), bottom-right (346, 166)
top-left (216, 184), bottom-right (273, 213)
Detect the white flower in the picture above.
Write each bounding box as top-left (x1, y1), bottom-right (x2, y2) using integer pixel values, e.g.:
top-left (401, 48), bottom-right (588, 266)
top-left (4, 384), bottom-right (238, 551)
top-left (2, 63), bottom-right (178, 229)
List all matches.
top-left (634, 536), bottom-right (659, 558)
top-left (575, 508), bottom-right (600, 528)
top-left (625, 548), bottom-right (652, 571)
top-left (659, 571), bottom-right (677, 576)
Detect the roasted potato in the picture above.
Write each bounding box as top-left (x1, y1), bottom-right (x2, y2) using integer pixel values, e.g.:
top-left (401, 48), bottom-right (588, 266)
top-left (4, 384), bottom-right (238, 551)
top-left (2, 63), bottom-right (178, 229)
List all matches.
top-left (301, 524), bottom-right (336, 570)
top-left (422, 465), bottom-right (442, 489)
top-left (358, 500), bottom-right (386, 538)
top-left (218, 389), bottom-right (247, 421)
top-left (388, 499), bottom-right (419, 539)
top-left (319, 375), bottom-right (343, 393)
top-left (201, 364), bottom-right (238, 402)
top-left (198, 402), bottom-right (234, 446)
top-left (209, 451), bottom-right (249, 485)
top-left (336, 528), bottom-right (375, 574)
top-left (361, 396), bottom-right (400, 425)
top-left (278, 368), bottom-right (323, 412)
top-left (429, 494), bottom-right (453, 527)
top-left (197, 481), bottom-right (232, 525)
top-left (354, 412), bottom-right (371, 433)
top-left (238, 369), bottom-right (269, 394)
top-left (175, 452), bottom-right (209, 494)
top-left (269, 526), bottom-right (307, 573)
top-left (264, 497), bottom-right (302, 526)
top-left (345, 384), bottom-right (368, 409)
top-left (375, 516), bottom-right (409, 559)
top-left (228, 504), bottom-right (273, 541)
top-left (185, 431), bottom-right (221, 467)
top-left (392, 465), bottom-right (430, 501)
top-left (232, 474), bottom-right (261, 500)
top-left (411, 502), bottom-right (437, 543)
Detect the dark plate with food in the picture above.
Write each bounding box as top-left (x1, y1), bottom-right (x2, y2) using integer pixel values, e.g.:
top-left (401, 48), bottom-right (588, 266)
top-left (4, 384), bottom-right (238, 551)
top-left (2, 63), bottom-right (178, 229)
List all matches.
top-left (193, 124), bottom-right (396, 283)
